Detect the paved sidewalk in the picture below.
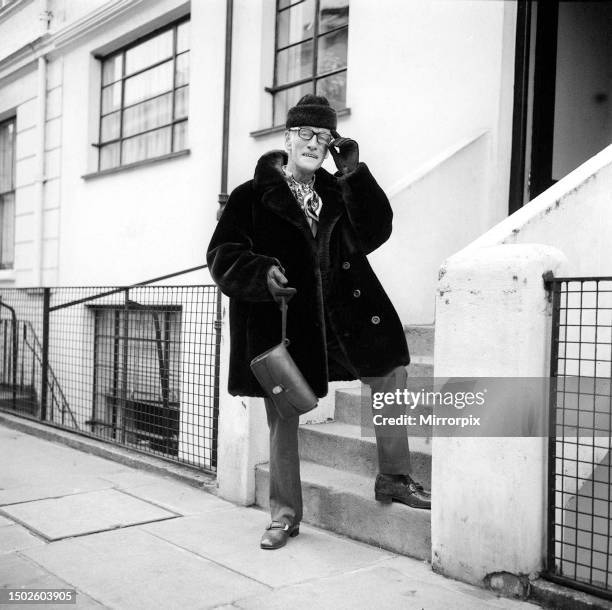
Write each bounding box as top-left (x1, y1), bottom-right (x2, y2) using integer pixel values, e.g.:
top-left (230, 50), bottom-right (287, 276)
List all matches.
top-left (0, 424), bottom-right (539, 609)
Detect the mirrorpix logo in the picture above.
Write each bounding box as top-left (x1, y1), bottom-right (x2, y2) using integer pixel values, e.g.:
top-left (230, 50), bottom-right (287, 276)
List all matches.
top-left (371, 387), bottom-right (486, 428)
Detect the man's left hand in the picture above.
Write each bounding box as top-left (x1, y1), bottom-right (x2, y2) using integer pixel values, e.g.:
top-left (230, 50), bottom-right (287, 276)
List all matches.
top-left (330, 135), bottom-right (359, 175)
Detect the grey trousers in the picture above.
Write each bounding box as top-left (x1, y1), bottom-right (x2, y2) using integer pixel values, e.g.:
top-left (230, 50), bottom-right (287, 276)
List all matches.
top-left (263, 365), bottom-right (411, 526)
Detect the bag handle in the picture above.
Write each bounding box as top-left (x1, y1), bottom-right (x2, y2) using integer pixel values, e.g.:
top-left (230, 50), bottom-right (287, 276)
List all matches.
top-left (280, 296), bottom-right (289, 345)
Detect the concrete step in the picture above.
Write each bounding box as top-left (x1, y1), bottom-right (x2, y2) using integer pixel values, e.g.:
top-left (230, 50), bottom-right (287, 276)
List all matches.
top-left (334, 382), bottom-right (434, 435)
top-left (299, 421), bottom-right (431, 486)
top-left (255, 459), bottom-right (431, 560)
top-left (404, 324), bottom-right (434, 358)
top-left (407, 356), bottom-right (434, 377)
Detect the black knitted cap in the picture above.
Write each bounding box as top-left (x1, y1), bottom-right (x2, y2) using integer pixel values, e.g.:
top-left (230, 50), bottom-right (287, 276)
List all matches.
top-left (285, 94), bottom-right (337, 131)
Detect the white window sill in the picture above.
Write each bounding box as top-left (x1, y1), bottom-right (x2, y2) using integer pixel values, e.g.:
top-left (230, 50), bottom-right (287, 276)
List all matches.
top-left (0, 269), bottom-right (16, 282)
top-left (82, 149), bottom-right (190, 180)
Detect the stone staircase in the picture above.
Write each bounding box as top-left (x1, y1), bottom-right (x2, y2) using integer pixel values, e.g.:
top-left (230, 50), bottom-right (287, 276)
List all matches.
top-left (255, 325), bottom-right (434, 560)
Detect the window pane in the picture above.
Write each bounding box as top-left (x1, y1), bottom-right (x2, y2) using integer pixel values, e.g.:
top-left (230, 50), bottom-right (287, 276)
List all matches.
top-left (175, 86), bottom-right (189, 119)
top-left (102, 54), bottom-right (123, 85)
top-left (273, 82), bottom-right (312, 126)
top-left (101, 112), bottom-right (121, 142)
top-left (125, 30), bottom-right (173, 76)
top-left (100, 143), bottom-right (120, 170)
top-left (101, 83), bottom-right (122, 115)
top-left (276, 40), bottom-right (313, 86)
top-left (278, 0), bottom-right (293, 9)
top-left (173, 121), bottom-right (188, 151)
top-left (124, 61), bottom-right (173, 106)
top-left (122, 126), bottom-right (171, 164)
top-left (0, 120), bottom-right (15, 193)
top-left (0, 193), bottom-right (15, 268)
top-left (317, 27), bottom-right (347, 73)
top-left (316, 70), bottom-right (346, 110)
top-left (175, 52), bottom-right (189, 87)
top-left (123, 93), bottom-right (173, 137)
top-left (319, 0), bottom-right (349, 34)
top-left (177, 21), bottom-right (190, 53)
top-left (277, 0), bottom-right (315, 48)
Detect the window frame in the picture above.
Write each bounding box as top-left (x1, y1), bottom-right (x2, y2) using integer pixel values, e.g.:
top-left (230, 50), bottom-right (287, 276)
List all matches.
top-left (95, 16), bottom-right (190, 171)
top-left (267, 0), bottom-right (349, 126)
top-left (0, 116), bottom-right (16, 271)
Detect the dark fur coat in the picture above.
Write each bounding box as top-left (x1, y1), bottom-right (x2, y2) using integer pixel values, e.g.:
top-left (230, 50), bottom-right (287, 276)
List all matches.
top-left (206, 150), bottom-right (409, 397)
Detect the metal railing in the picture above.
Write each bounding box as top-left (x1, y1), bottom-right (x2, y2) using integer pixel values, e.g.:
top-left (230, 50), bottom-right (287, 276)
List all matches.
top-left (0, 266), bottom-right (221, 473)
top-left (546, 275), bottom-right (612, 600)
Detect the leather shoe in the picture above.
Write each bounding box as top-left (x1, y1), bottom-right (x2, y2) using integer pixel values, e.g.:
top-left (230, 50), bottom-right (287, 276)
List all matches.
top-left (260, 521), bottom-right (300, 550)
top-left (374, 474), bottom-right (431, 509)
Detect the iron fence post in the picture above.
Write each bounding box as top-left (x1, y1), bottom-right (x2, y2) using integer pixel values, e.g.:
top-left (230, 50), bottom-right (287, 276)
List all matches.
top-left (212, 287), bottom-right (222, 469)
top-left (41, 288), bottom-right (50, 421)
top-left (121, 288), bottom-right (129, 444)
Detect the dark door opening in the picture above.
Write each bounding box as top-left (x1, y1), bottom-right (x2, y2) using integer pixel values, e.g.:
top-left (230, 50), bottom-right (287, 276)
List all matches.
top-left (509, 1), bottom-right (612, 213)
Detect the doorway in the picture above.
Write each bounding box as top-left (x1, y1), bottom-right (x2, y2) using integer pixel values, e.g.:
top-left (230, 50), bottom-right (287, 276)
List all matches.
top-left (509, 1), bottom-right (612, 213)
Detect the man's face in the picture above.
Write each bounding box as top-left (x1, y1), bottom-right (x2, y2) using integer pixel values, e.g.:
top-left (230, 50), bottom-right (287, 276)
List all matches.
top-left (285, 126), bottom-right (330, 175)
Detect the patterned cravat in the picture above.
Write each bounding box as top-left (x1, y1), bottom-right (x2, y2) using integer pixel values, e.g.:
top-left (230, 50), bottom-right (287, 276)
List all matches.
top-left (283, 167), bottom-right (322, 237)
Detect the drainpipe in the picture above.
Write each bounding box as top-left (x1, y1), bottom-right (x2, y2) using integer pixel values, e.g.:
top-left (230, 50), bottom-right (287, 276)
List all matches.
top-left (33, 54), bottom-right (47, 287)
top-left (217, 0), bottom-right (233, 220)
top-left (33, 0), bottom-right (51, 286)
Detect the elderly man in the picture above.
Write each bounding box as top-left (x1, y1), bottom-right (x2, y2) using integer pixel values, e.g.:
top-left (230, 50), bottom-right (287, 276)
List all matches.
top-left (207, 94), bottom-right (430, 550)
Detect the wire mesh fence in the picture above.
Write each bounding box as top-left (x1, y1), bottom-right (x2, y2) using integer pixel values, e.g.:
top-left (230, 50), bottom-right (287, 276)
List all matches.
top-left (0, 283), bottom-right (220, 473)
top-left (547, 277), bottom-right (612, 600)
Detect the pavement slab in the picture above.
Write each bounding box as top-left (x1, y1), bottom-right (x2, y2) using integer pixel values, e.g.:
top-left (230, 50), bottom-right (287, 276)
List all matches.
top-left (0, 477), bottom-right (115, 506)
top-left (0, 524), bottom-right (45, 554)
top-left (21, 527), bottom-right (270, 610)
top-left (225, 564), bottom-right (533, 610)
top-left (1, 488), bottom-right (179, 540)
top-left (0, 553), bottom-right (105, 609)
top-left (109, 477), bottom-right (232, 515)
top-left (143, 507), bottom-right (394, 588)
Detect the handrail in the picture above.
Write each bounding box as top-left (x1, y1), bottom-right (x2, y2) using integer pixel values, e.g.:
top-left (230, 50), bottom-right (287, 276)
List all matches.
top-left (22, 320), bottom-right (78, 428)
top-left (50, 263), bottom-right (209, 312)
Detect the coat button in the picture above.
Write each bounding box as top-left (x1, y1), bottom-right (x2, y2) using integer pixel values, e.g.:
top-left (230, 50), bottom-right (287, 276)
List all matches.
top-left (371, 315), bottom-right (381, 325)
top-left (342, 261), bottom-right (351, 270)
top-left (353, 289), bottom-right (361, 298)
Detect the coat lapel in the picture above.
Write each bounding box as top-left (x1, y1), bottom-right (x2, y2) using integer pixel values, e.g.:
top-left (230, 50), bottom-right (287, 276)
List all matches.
top-left (253, 150), bottom-right (345, 243)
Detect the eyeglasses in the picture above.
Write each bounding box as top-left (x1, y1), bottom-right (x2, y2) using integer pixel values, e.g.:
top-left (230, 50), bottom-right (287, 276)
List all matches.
top-left (289, 127), bottom-right (334, 146)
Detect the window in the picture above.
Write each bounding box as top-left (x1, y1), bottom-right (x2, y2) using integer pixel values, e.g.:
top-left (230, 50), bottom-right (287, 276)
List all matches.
top-left (0, 117), bottom-right (15, 270)
top-left (97, 18), bottom-right (190, 171)
top-left (269, 0), bottom-right (349, 126)
top-left (92, 306), bottom-right (181, 455)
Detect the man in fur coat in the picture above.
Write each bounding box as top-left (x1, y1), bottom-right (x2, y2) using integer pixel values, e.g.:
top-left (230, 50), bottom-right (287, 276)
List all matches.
top-left (207, 94), bottom-right (430, 550)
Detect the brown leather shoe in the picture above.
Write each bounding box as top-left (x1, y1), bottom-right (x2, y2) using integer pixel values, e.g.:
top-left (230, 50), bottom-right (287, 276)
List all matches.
top-left (260, 521), bottom-right (300, 550)
top-left (374, 474), bottom-right (431, 509)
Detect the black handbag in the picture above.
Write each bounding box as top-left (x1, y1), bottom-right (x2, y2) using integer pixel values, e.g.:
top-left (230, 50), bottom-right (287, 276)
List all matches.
top-left (250, 297), bottom-right (318, 419)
